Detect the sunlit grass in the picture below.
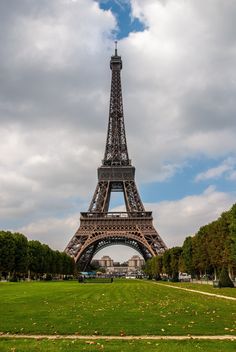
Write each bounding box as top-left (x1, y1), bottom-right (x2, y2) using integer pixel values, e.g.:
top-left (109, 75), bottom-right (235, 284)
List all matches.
top-left (0, 338), bottom-right (235, 352)
top-left (0, 280), bottom-right (235, 336)
top-left (159, 281), bottom-right (236, 298)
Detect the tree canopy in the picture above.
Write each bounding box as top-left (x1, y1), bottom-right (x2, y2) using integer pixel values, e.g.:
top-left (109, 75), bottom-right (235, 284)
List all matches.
top-left (0, 231), bottom-right (75, 279)
top-left (144, 203), bottom-right (236, 281)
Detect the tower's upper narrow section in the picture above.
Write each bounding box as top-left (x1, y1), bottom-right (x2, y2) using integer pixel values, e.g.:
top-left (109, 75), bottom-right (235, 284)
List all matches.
top-left (103, 43), bottom-right (130, 166)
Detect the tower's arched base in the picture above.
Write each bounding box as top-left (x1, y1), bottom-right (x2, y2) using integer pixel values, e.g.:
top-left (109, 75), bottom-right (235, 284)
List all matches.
top-left (65, 211), bottom-right (167, 270)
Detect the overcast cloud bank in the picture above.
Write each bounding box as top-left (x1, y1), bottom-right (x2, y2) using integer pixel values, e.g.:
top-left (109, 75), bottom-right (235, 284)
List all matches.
top-left (0, 0), bottom-right (235, 258)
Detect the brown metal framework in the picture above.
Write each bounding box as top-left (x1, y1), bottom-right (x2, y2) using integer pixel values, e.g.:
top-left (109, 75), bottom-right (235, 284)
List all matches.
top-left (65, 46), bottom-right (167, 269)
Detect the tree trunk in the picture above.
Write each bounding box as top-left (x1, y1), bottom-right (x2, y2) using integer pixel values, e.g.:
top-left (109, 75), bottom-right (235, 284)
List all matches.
top-left (214, 267), bottom-right (217, 280)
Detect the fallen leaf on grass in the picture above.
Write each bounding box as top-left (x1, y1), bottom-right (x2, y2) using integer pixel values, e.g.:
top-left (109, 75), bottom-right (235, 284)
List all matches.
top-left (85, 341), bottom-right (96, 345)
top-left (120, 330), bottom-right (126, 336)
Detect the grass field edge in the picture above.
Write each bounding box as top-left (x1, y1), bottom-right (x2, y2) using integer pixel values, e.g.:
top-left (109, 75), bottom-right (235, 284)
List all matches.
top-left (148, 281), bottom-right (236, 300)
top-left (0, 334), bottom-right (236, 341)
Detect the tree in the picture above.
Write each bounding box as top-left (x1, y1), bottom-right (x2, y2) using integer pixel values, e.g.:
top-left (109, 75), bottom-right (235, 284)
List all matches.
top-left (181, 236), bottom-right (194, 275)
top-left (156, 255), bottom-right (163, 278)
top-left (41, 244), bottom-right (55, 274)
top-left (211, 215), bottom-right (231, 267)
top-left (1, 231), bottom-right (75, 279)
top-left (144, 259), bottom-right (153, 279)
top-left (229, 204), bottom-right (236, 277)
top-left (13, 232), bottom-right (28, 275)
top-left (192, 226), bottom-right (211, 278)
top-left (150, 204), bottom-right (236, 281)
top-left (0, 231), bottom-right (15, 275)
top-left (55, 250), bottom-right (63, 275)
top-left (218, 266), bottom-right (234, 288)
top-left (28, 240), bottom-right (42, 276)
top-left (148, 256), bottom-right (162, 280)
top-left (170, 247), bottom-right (182, 280)
top-left (163, 250), bottom-right (172, 277)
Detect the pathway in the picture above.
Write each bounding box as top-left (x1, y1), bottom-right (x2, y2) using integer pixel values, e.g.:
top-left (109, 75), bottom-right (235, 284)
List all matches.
top-left (0, 334), bottom-right (235, 341)
top-left (153, 282), bottom-right (236, 301)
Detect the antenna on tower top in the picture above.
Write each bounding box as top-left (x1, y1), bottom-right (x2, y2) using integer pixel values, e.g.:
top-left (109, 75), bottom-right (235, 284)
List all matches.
top-left (115, 40), bottom-right (118, 56)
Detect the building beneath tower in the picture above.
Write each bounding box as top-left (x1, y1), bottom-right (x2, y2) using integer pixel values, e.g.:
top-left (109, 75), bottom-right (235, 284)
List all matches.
top-left (95, 254), bottom-right (145, 276)
top-left (98, 256), bottom-right (114, 268)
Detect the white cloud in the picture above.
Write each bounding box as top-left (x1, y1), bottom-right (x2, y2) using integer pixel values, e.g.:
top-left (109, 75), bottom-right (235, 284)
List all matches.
top-left (195, 157), bottom-right (236, 181)
top-left (149, 186), bottom-right (234, 247)
top-left (17, 186), bottom-right (234, 260)
top-left (0, 0), bottom-right (114, 227)
top-left (228, 171), bottom-right (236, 181)
top-left (123, 0), bottom-right (236, 179)
top-left (0, 0), bottom-right (235, 256)
top-left (19, 214), bottom-right (78, 250)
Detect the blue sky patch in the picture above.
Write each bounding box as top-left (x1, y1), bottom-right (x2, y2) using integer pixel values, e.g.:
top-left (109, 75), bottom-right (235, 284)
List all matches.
top-left (97, 0), bottom-right (146, 39)
top-left (140, 156), bottom-right (235, 203)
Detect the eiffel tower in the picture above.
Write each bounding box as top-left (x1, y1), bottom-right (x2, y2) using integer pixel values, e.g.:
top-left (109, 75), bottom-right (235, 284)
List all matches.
top-left (65, 44), bottom-right (167, 269)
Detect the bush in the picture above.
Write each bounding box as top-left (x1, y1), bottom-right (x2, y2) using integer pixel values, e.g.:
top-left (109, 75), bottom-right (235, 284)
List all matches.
top-left (9, 274), bottom-right (18, 282)
top-left (219, 267), bottom-right (234, 288)
top-left (44, 274), bottom-right (52, 281)
top-left (169, 277), bottom-right (179, 282)
top-left (171, 271), bottom-right (179, 282)
top-left (154, 274), bottom-right (162, 281)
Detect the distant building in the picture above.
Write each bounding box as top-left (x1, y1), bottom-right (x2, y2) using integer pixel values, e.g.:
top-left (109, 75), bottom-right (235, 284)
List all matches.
top-left (98, 256), bottom-right (114, 267)
top-left (97, 254), bottom-right (144, 275)
top-left (128, 255), bottom-right (145, 269)
top-left (106, 266), bottom-right (129, 275)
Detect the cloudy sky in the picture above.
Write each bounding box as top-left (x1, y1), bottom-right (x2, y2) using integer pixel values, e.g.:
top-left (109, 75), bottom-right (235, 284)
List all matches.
top-left (0, 0), bottom-right (235, 261)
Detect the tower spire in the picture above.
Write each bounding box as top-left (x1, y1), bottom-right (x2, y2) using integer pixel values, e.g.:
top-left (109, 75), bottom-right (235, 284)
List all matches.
top-left (103, 45), bottom-right (130, 166)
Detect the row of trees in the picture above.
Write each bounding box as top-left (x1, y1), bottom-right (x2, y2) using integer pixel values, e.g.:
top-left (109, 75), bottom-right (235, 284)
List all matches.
top-left (145, 204), bottom-right (236, 282)
top-left (0, 231), bottom-right (75, 280)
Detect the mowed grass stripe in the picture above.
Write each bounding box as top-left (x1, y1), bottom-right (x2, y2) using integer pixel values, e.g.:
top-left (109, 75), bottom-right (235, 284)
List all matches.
top-left (0, 280), bottom-right (235, 336)
top-left (0, 338), bottom-right (236, 352)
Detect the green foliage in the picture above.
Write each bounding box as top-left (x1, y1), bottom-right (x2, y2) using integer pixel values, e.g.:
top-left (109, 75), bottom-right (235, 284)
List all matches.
top-left (0, 231), bottom-right (15, 273)
top-left (145, 247), bottom-right (182, 280)
top-left (28, 240), bottom-right (44, 274)
top-left (163, 250), bottom-right (172, 277)
top-left (143, 259), bottom-right (153, 278)
top-left (0, 231), bottom-right (75, 278)
top-left (13, 232), bottom-right (29, 274)
top-left (218, 266), bottom-right (234, 288)
top-left (192, 225), bottom-right (211, 276)
top-left (144, 203), bottom-right (236, 280)
top-left (183, 204), bottom-right (236, 279)
top-left (181, 236), bottom-right (194, 274)
top-left (155, 255), bottom-right (163, 279)
top-left (229, 204), bottom-right (236, 269)
top-left (170, 247), bottom-right (182, 280)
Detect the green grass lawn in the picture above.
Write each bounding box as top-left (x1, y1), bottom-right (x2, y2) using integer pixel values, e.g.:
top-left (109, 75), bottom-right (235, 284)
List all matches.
top-left (0, 338), bottom-right (235, 352)
top-left (0, 279), bottom-right (235, 336)
top-left (158, 281), bottom-right (236, 298)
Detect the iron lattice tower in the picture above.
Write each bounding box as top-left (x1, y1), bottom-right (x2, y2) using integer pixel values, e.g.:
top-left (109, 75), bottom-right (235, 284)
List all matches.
top-left (65, 45), bottom-right (167, 269)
